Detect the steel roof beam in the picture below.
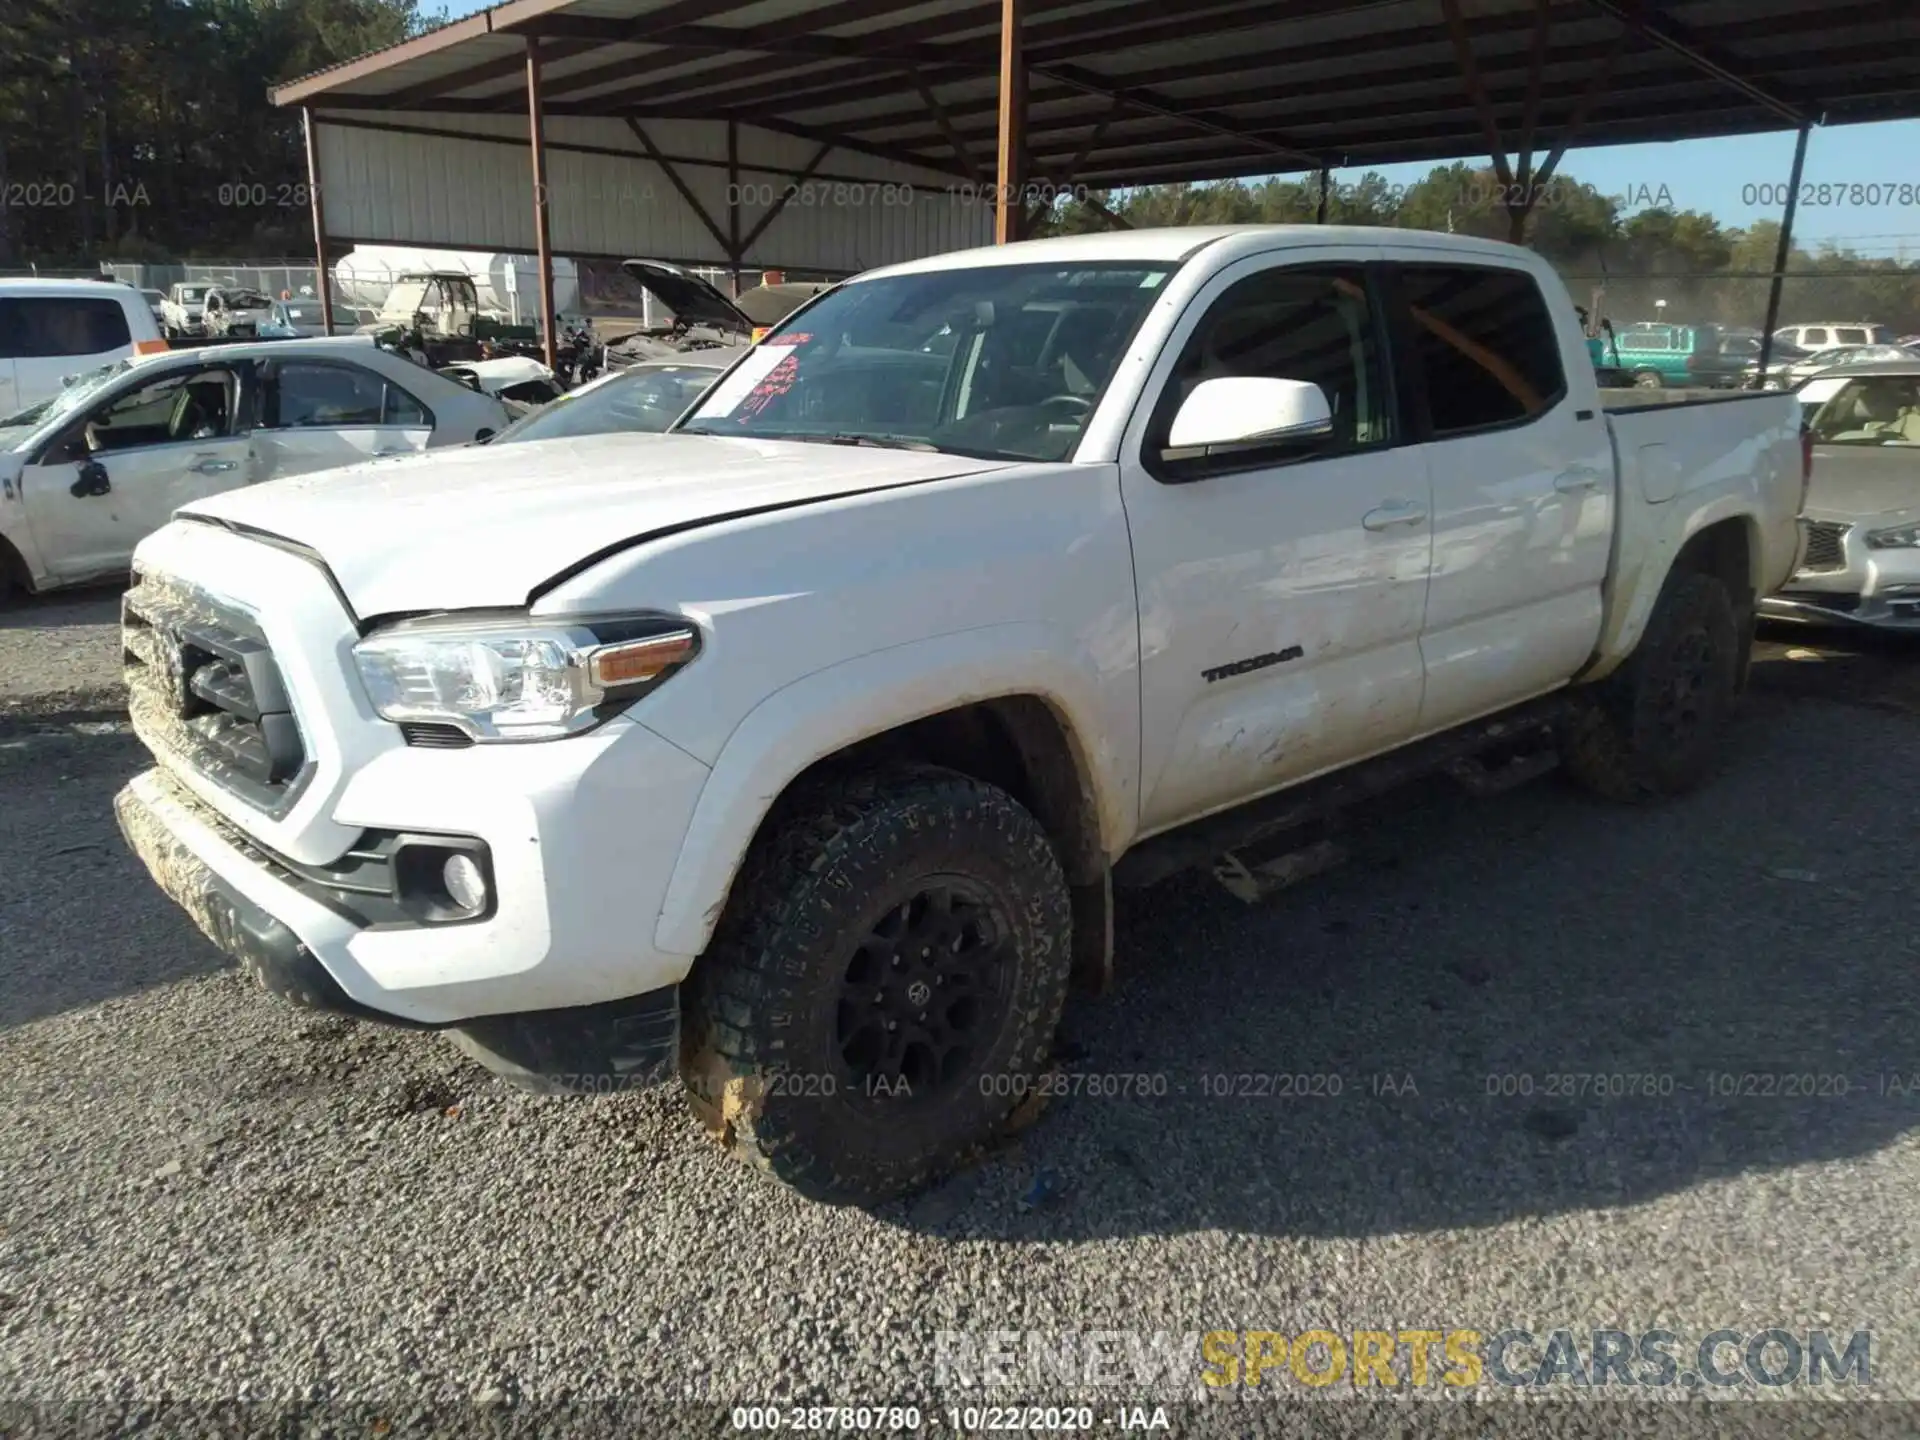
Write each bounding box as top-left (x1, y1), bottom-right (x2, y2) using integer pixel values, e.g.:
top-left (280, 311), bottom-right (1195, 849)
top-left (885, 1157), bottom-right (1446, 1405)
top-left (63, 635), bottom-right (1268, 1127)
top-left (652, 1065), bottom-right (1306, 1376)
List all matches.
top-left (1580, 0), bottom-right (1813, 123)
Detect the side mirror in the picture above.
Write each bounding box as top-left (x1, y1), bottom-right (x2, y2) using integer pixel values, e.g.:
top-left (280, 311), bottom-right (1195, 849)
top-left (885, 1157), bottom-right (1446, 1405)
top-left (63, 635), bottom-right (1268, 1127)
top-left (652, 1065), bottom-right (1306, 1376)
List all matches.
top-left (1167, 376), bottom-right (1334, 451)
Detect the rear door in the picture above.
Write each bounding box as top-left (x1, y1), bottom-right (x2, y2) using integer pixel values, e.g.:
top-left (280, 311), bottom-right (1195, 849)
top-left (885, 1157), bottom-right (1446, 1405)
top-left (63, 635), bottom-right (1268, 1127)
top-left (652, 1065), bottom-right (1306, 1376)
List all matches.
top-left (251, 357), bottom-right (435, 479)
top-left (1382, 256), bottom-right (1614, 732)
top-left (17, 360), bottom-right (257, 581)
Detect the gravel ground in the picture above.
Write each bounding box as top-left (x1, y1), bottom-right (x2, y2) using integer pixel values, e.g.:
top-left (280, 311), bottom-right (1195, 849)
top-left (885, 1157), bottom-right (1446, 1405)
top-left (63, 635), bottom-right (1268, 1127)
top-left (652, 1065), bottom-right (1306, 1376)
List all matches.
top-left (1, 591), bottom-right (1917, 1437)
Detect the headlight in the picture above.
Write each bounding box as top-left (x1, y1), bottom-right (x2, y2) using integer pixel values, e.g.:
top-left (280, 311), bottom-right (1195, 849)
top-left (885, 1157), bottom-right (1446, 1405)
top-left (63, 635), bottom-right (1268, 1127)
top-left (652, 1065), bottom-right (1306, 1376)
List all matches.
top-left (1867, 524), bottom-right (1920, 551)
top-left (352, 614), bottom-right (698, 741)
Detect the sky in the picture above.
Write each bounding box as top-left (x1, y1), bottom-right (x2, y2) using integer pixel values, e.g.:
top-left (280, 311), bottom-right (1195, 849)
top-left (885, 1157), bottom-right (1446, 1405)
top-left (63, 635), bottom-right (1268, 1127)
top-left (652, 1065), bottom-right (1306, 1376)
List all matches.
top-left (427, 0), bottom-right (1920, 258)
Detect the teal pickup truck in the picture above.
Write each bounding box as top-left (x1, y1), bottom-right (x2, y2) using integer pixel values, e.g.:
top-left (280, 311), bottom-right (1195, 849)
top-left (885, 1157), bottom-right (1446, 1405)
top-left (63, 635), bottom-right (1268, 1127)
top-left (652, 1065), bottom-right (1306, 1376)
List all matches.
top-left (1609, 322), bottom-right (1749, 389)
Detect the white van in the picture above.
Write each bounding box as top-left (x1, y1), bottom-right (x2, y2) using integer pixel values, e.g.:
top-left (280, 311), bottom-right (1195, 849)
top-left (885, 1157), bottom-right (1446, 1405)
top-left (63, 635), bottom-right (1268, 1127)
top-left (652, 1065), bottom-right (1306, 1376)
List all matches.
top-left (1772, 322), bottom-right (1898, 353)
top-left (0, 279), bottom-right (168, 420)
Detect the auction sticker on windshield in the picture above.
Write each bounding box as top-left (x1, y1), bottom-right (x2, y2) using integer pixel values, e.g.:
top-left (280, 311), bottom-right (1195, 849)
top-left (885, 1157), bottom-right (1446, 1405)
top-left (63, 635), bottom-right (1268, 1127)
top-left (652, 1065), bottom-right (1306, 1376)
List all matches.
top-left (695, 335), bottom-right (809, 418)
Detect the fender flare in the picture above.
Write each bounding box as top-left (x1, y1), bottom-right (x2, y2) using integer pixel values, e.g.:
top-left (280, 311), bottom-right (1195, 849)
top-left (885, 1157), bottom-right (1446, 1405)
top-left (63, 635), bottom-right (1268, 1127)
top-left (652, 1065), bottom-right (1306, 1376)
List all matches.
top-left (650, 623), bottom-right (1130, 958)
top-left (1586, 493), bottom-right (1761, 682)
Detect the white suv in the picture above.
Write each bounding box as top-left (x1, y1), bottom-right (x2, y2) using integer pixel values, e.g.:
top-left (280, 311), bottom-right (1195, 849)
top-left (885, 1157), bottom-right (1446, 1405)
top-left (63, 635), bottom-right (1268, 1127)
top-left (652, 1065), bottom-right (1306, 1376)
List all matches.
top-left (1773, 322), bottom-right (1898, 353)
top-left (0, 279), bottom-right (167, 419)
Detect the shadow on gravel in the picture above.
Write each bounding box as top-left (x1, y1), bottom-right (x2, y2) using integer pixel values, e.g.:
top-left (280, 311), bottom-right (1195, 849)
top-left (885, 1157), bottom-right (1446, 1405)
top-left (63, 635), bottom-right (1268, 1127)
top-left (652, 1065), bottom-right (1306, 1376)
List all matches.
top-left (889, 689), bottom-right (1920, 1242)
top-left (1750, 620), bottom-right (1920, 715)
top-left (0, 726), bottom-right (225, 1029)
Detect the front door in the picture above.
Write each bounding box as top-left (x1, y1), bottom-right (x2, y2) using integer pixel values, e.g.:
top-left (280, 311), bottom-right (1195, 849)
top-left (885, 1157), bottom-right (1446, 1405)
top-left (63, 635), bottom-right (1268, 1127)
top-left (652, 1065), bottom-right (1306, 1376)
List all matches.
top-left (1118, 253), bottom-right (1434, 834)
top-left (19, 362), bottom-right (256, 582)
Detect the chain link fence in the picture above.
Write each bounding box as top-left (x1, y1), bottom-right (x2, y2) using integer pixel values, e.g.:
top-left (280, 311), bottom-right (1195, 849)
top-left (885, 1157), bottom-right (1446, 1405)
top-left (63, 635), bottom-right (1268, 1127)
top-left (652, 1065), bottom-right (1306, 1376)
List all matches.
top-left (86, 255), bottom-right (826, 333)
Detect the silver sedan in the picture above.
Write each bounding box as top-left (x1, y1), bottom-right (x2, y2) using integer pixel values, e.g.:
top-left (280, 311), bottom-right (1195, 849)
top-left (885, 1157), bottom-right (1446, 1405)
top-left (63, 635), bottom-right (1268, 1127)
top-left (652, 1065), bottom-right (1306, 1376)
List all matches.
top-left (1762, 361), bottom-right (1920, 630)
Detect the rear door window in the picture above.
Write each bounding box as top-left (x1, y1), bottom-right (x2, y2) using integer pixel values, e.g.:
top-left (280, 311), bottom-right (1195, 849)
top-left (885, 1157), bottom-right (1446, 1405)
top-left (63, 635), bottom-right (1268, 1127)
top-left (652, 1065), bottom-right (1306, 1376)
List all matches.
top-left (270, 361), bottom-right (431, 428)
top-left (1395, 265), bottom-right (1568, 436)
top-left (1835, 327), bottom-right (1869, 346)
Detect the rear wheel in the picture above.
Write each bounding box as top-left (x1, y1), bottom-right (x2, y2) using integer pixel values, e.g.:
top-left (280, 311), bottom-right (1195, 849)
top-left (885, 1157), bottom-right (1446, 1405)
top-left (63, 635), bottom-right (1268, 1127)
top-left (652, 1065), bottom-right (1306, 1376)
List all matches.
top-left (1632, 369), bottom-right (1664, 390)
top-left (1563, 570), bottom-right (1741, 801)
top-left (680, 764), bottom-right (1072, 1204)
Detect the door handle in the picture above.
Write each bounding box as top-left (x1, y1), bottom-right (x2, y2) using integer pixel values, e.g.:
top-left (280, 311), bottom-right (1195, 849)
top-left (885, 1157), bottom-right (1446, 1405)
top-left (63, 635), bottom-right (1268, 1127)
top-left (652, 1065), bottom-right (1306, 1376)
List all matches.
top-left (1361, 501), bottom-right (1427, 531)
top-left (374, 448), bottom-right (407, 457)
top-left (1554, 466), bottom-right (1603, 493)
top-left (189, 458), bottom-right (237, 474)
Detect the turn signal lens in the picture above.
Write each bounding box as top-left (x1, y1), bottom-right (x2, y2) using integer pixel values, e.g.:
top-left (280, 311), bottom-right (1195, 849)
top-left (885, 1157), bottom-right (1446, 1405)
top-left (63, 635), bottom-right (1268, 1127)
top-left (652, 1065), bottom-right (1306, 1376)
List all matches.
top-left (134, 339), bottom-right (170, 355)
top-left (587, 630), bottom-right (697, 688)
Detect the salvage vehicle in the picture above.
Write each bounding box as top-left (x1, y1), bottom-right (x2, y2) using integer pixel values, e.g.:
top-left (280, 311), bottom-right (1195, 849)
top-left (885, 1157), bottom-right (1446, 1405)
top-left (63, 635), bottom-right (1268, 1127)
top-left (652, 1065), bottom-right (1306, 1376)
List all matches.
top-left (161, 283), bottom-right (211, 338)
top-left (260, 298), bottom-right (364, 339)
top-left (483, 354), bottom-right (728, 443)
top-left (602, 261), bottom-right (830, 364)
top-left (366, 271), bottom-right (542, 364)
top-left (437, 355), bottom-right (567, 417)
top-left (112, 227), bottom-right (1804, 1204)
top-left (1759, 361), bottom-right (1920, 630)
top-left (0, 337), bottom-right (507, 600)
top-left (202, 287), bottom-right (275, 339)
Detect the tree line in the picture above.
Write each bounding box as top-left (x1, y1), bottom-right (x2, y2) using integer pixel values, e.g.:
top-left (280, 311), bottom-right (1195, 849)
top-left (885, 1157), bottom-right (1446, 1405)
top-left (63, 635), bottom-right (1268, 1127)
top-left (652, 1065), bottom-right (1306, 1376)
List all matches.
top-left (3, 0), bottom-right (1916, 334)
top-left (1036, 164), bottom-right (1920, 334)
top-left (0, 0), bottom-right (421, 266)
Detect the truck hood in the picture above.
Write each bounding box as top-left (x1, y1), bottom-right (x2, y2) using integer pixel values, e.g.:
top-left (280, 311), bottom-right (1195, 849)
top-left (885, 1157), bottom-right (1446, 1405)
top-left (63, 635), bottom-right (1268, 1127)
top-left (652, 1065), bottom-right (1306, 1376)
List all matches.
top-left (1804, 443), bottom-right (1920, 522)
top-left (174, 432), bottom-right (1012, 618)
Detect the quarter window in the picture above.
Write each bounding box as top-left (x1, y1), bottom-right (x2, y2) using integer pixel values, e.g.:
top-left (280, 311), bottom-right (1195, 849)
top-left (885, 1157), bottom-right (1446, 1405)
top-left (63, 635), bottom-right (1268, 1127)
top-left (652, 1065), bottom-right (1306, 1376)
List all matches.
top-left (1149, 264), bottom-right (1392, 476)
top-left (1398, 265), bottom-right (1567, 435)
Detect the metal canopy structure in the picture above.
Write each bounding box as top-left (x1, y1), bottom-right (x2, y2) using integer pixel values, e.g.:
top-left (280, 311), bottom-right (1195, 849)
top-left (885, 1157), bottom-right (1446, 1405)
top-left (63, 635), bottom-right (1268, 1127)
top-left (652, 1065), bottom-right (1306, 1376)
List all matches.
top-left (272, 0), bottom-right (1920, 364)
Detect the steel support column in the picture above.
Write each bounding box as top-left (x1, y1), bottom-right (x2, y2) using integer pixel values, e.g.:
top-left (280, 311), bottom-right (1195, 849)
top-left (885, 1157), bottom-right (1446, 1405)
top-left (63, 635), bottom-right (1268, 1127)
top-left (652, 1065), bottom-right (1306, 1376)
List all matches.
top-left (995, 0), bottom-right (1027, 244)
top-left (1756, 123), bottom-right (1811, 381)
top-left (301, 108), bottom-right (336, 336)
top-left (526, 37), bottom-right (558, 369)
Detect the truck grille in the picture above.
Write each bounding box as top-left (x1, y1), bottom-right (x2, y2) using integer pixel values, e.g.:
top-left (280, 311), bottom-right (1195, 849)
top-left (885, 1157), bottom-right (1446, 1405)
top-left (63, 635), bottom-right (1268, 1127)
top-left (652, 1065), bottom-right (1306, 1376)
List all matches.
top-left (1799, 520), bottom-right (1849, 574)
top-left (123, 573), bottom-right (310, 813)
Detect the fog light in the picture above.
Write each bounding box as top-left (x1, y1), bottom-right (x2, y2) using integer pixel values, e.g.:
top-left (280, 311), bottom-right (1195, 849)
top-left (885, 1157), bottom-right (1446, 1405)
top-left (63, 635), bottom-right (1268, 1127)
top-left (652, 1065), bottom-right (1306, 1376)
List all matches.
top-left (443, 853), bottom-right (488, 912)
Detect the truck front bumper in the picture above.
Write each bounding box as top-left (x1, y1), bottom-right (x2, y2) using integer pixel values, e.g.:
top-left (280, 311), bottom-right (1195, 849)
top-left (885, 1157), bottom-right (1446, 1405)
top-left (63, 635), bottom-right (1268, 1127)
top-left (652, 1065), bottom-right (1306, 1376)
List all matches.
top-left (116, 703), bottom-right (713, 1086)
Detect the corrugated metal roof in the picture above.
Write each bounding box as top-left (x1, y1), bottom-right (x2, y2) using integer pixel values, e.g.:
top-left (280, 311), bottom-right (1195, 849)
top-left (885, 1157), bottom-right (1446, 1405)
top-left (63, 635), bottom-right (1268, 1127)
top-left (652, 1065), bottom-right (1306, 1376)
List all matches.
top-left (276, 0), bottom-right (1920, 189)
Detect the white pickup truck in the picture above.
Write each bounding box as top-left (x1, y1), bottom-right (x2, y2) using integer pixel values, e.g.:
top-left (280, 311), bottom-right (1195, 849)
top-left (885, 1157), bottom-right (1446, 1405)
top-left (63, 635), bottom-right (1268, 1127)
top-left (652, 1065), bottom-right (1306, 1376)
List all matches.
top-left (113, 227), bottom-right (1806, 1204)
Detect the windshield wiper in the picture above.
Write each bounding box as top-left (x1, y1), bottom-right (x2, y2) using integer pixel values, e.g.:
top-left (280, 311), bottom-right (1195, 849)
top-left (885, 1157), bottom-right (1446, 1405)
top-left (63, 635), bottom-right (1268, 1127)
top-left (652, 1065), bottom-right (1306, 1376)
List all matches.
top-left (811, 433), bottom-right (939, 452)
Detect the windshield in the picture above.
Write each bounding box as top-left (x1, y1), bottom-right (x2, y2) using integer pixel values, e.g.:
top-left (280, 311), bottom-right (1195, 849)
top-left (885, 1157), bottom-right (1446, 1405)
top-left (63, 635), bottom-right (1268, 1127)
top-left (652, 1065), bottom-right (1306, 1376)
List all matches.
top-left (176, 287), bottom-right (206, 303)
top-left (0, 360), bottom-right (131, 436)
top-left (491, 364), bottom-right (721, 444)
top-left (678, 261), bottom-right (1176, 461)
top-left (1810, 377), bottom-right (1920, 445)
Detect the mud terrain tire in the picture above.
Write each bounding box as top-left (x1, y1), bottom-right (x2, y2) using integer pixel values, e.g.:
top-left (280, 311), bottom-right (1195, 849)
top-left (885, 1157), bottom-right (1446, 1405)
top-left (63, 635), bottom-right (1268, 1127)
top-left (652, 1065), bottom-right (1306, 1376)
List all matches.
top-left (1563, 569), bottom-right (1740, 802)
top-left (681, 764), bottom-right (1072, 1205)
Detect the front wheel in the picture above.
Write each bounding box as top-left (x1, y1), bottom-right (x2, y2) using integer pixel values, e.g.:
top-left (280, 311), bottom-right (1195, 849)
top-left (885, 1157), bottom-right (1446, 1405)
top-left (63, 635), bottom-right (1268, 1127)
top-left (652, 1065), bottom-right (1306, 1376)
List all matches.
top-left (680, 765), bottom-right (1073, 1204)
top-left (1633, 369), bottom-right (1664, 389)
top-left (1563, 570), bottom-right (1741, 802)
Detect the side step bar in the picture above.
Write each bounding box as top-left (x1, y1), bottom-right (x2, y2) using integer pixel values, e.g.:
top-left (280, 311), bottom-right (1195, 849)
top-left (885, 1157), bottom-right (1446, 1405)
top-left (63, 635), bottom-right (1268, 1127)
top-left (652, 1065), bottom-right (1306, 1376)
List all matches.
top-left (1113, 692), bottom-right (1570, 892)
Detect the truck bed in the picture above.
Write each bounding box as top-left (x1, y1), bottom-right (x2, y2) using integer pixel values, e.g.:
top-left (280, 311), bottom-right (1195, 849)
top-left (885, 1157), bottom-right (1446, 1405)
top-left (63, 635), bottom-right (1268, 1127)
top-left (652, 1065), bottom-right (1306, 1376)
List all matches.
top-left (1599, 386), bottom-right (1768, 412)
